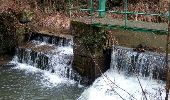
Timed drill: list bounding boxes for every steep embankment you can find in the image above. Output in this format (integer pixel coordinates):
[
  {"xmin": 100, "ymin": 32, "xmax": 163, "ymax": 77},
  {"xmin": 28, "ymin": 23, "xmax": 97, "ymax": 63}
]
[{"xmin": 0, "ymin": 0, "xmax": 70, "ymax": 64}]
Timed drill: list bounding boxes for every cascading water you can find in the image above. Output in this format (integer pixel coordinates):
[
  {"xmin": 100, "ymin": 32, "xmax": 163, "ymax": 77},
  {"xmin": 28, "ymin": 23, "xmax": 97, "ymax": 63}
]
[
  {"xmin": 78, "ymin": 46, "xmax": 167, "ymax": 100},
  {"xmin": 0, "ymin": 33, "xmax": 85, "ymax": 100},
  {"xmin": 12, "ymin": 34, "xmax": 81, "ymax": 82},
  {"xmin": 114, "ymin": 46, "xmax": 166, "ymax": 80},
  {"xmin": 1, "ymin": 32, "xmax": 168, "ymax": 100}
]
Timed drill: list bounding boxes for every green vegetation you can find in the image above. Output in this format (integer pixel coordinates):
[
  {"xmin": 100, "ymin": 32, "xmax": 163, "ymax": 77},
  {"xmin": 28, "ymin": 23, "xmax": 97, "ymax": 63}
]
[
  {"xmin": 80, "ymin": 28, "xmax": 107, "ymax": 50},
  {"xmin": 18, "ymin": 10, "xmax": 34, "ymax": 24}
]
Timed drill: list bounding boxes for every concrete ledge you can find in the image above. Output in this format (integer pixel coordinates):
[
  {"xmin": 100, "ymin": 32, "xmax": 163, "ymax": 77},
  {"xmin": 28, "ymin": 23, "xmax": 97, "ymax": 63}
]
[{"xmin": 71, "ymin": 21, "xmax": 112, "ymax": 85}]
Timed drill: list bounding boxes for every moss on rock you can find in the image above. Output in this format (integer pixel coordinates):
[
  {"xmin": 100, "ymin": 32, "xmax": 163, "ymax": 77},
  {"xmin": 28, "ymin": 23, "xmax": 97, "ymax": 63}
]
[
  {"xmin": 18, "ymin": 10, "xmax": 34, "ymax": 24},
  {"xmin": 0, "ymin": 11, "xmax": 17, "ymax": 55},
  {"xmin": 71, "ymin": 21, "xmax": 112, "ymax": 85},
  {"xmin": 0, "ymin": 10, "xmax": 29, "ymax": 55}
]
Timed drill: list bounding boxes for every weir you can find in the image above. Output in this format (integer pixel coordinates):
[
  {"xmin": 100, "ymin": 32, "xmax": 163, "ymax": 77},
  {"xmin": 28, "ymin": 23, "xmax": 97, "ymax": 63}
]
[
  {"xmin": 0, "ymin": 0, "xmax": 169, "ymax": 99},
  {"xmin": 13, "ymin": 32, "xmax": 81, "ymax": 81},
  {"xmin": 7, "ymin": 31, "xmax": 168, "ymax": 99},
  {"xmin": 6, "ymin": 20, "xmax": 167, "ymax": 86},
  {"xmin": 70, "ymin": 20, "xmax": 169, "ymax": 85},
  {"xmin": 113, "ymin": 46, "xmax": 166, "ymax": 80},
  {"xmin": 15, "ymin": 32, "xmax": 167, "ymax": 84},
  {"xmin": 29, "ymin": 32, "xmax": 73, "ymax": 47},
  {"xmin": 1, "ymin": 22, "xmax": 168, "ymax": 100},
  {"xmin": 78, "ymin": 47, "xmax": 166, "ymax": 100}
]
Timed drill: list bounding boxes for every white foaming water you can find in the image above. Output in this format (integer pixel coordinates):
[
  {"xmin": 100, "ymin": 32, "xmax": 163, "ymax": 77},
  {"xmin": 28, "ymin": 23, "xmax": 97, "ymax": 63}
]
[
  {"xmin": 10, "ymin": 39, "xmax": 78, "ymax": 87},
  {"xmin": 12, "ymin": 63, "xmax": 76, "ymax": 87},
  {"xmin": 78, "ymin": 69, "xmax": 165, "ymax": 100},
  {"xmin": 78, "ymin": 50, "xmax": 167, "ymax": 100}
]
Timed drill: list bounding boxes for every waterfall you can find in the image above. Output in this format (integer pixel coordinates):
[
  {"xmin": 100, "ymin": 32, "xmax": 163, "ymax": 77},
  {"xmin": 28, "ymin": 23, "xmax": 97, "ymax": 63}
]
[
  {"xmin": 11, "ymin": 33, "xmax": 81, "ymax": 83},
  {"xmin": 113, "ymin": 46, "xmax": 166, "ymax": 80},
  {"xmin": 78, "ymin": 46, "xmax": 167, "ymax": 100}
]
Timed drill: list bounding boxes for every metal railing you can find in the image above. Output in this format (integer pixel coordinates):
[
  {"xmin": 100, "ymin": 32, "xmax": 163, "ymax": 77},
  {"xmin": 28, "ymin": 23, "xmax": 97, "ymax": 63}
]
[{"xmin": 68, "ymin": 0, "xmax": 170, "ymax": 35}]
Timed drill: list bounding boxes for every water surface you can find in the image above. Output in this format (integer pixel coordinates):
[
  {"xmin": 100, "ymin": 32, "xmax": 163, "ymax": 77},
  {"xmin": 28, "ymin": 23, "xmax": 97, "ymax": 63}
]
[{"xmin": 0, "ymin": 64, "xmax": 84, "ymax": 100}]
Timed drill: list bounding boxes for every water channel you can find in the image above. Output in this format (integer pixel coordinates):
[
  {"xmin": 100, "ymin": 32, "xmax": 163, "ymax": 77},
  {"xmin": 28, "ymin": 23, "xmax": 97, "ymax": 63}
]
[{"xmin": 0, "ymin": 34, "xmax": 168, "ymax": 100}]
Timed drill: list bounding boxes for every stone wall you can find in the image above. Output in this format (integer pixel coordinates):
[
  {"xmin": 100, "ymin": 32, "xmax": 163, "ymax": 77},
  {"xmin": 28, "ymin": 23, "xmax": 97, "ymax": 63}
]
[
  {"xmin": 0, "ymin": 12, "xmax": 17, "ymax": 55},
  {"xmin": 0, "ymin": 11, "xmax": 28, "ymax": 56},
  {"xmin": 71, "ymin": 21, "xmax": 112, "ymax": 85},
  {"xmin": 70, "ymin": 20, "xmax": 168, "ymax": 85},
  {"xmin": 110, "ymin": 29, "xmax": 167, "ymax": 53}
]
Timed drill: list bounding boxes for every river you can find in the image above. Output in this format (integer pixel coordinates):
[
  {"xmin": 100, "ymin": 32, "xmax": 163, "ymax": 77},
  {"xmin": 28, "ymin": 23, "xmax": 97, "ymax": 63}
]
[
  {"xmin": 0, "ymin": 34, "xmax": 168, "ymax": 100},
  {"xmin": 0, "ymin": 64, "xmax": 84, "ymax": 100}
]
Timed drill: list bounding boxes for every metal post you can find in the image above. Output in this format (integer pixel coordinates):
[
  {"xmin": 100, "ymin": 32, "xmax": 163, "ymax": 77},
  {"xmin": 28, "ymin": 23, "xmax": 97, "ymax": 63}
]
[
  {"xmin": 89, "ymin": 0, "xmax": 94, "ymax": 15},
  {"xmin": 89, "ymin": 0, "xmax": 94, "ymax": 24},
  {"xmin": 69, "ymin": 0, "xmax": 72, "ymax": 18},
  {"xmin": 165, "ymin": 2, "xmax": 170, "ymax": 100},
  {"xmin": 99, "ymin": 0, "xmax": 106, "ymax": 17},
  {"xmin": 124, "ymin": 0, "xmax": 128, "ymax": 28}
]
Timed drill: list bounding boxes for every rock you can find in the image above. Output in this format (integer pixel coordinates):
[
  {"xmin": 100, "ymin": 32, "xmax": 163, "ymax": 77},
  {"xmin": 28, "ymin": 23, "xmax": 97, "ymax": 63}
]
[
  {"xmin": 133, "ymin": 43, "xmax": 157, "ymax": 53},
  {"xmin": 0, "ymin": 11, "xmax": 17, "ymax": 55},
  {"xmin": 133, "ymin": 44, "xmax": 146, "ymax": 53},
  {"xmin": 18, "ymin": 10, "xmax": 33, "ymax": 24}
]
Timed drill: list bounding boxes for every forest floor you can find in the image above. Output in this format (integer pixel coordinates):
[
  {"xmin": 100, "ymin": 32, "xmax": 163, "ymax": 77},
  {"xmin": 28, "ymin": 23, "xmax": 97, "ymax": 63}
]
[{"xmin": 0, "ymin": 0, "xmax": 169, "ymax": 35}]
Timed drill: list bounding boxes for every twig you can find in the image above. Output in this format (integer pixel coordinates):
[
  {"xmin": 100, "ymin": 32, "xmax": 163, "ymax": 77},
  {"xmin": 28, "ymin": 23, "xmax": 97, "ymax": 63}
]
[
  {"xmin": 130, "ymin": 53, "xmax": 148, "ymax": 100},
  {"xmin": 84, "ymin": 43, "xmax": 133, "ymax": 100},
  {"xmin": 136, "ymin": 75, "xmax": 148, "ymax": 100},
  {"xmin": 165, "ymin": 3, "xmax": 170, "ymax": 100}
]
